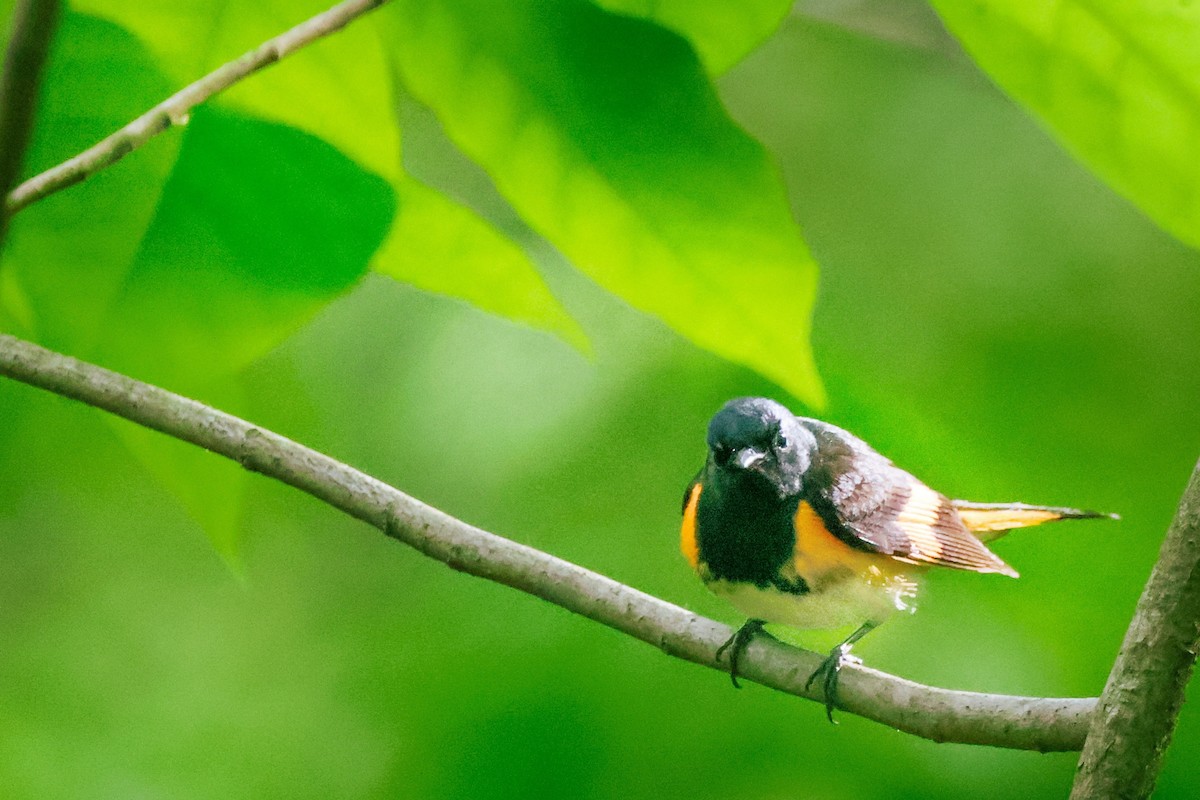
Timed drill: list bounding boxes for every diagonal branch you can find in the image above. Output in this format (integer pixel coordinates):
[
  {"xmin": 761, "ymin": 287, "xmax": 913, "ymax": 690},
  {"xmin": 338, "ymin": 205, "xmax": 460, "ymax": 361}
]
[
  {"xmin": 0, "ymin": 333, "xmax": 1095, "ymax": 751},
  {"xmin": 0, "ymin": 0, "xmax": 62, "ymax": 243},
  {"xmin": 2, "ymin": 0, "xmax": 388, "ymax": 216},
  {"xmin": 1071, "ymin": 460, "xmax": 1200, "ymax": 798}
]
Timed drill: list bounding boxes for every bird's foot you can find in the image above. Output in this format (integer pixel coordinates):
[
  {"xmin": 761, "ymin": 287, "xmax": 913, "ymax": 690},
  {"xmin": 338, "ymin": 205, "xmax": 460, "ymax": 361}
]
[
  {"xmin": 804, "ymin": 644, "xmax": 861, "ymax": 723},
  {"xmin": 715, "ymin": 619, "xmax": 767, "ymax": 689}
]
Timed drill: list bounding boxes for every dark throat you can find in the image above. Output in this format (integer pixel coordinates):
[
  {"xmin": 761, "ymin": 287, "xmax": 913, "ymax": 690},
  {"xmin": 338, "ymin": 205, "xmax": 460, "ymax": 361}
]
[{"xmin": 695, "ymin": 472, "xmax": 805, "ymax": 593}]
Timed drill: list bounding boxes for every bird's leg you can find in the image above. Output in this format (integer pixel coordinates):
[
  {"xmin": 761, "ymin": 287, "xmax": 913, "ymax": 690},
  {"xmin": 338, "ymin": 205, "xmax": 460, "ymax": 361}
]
[
  {"xmin": 715, "ymin": 618, "xmax": 767, "ymax": 688},
  {"xmin": 804, "ymin": 621, "xmax": 878, "ymax": 723}
]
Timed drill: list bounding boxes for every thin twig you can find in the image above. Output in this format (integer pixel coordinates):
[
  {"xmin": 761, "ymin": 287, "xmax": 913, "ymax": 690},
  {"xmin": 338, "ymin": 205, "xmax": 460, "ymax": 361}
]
[
  {"xmin": 2, "ymin": 0, "xmax": 388, "ymax": 216},
  {"xmin": 1071, "ymin": 461, "xmax": 1200, "ymax": 798},
  {"xmin": 0, "ymin": 333, "xmax": 1095, "ymax": 751},
  {"xmin": 0, "ymin": 0, "xmax": 62, "ymax": 242}
]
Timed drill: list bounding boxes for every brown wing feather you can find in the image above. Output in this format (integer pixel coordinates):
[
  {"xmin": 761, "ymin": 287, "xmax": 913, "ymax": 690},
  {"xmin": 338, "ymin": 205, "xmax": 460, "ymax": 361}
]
[
  {"xmin": 800, "ymin": 418, "xmax": 1018, "ymax": 577},
  {"xmin": 884, "ymin": 481, "xmax": 1019, "ymax": 576}
]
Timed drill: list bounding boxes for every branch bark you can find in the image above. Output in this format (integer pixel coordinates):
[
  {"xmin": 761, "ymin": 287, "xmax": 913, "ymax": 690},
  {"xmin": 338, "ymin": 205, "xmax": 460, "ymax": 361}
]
[
  {"xmin": 0, "ymin": 0, "xmax": 61, "ymax": 242},
  {"xmin": 0, "ymin": 333, "xmax": 1095, "ymax": 751},
  {"xmin": 1071, "ymin": 461, "xmax": 1200, "ymax": 798},
  {"xmin": 3, "ymin": 0, "xmax": 388, "ymax": 216}
]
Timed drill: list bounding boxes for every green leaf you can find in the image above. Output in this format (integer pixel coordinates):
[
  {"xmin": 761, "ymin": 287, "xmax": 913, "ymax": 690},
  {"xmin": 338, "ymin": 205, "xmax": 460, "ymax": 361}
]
[
  {"xmin": 74, "ymin": 0, "xmax": 583, "ymax": 346},
  {"xmin": 0, "ymin": 266, "xmax": 35, "ymax": 338},
  {"xmin": 590, "ymin": 0, "xmax": 791, "ymax": 73},
  {"xmin": 89, "ymin": 107, "xmax": 394, "ymax": 559},
  {"xmin": 90, "ymin": 0, "xmax": 404, "ymax": 181},
  {"xmin": 95, "ymin": 107, "xmax": 395, "ymax": 381},
  {"xmin": 377, "ymin": 179, "xmax": 588, "ymax": 350},
  {"xmin": 381, "ymin": 0, "xmax": 824, "ymax": 407},
  {"xmin": 75, "ymin": 0, "xmax": 400, "ymax": 177},
  {"xmin": 930, "ymin": 0, "xmax": 1200, "ymax": 251},
  {"xmin": 1, "ymin": 13, "xmax": 179, "ymax": 349},
  {"xmin": 0, "ymin": 1, "xmax": 14, "ymax": 47},
  {"xmin": 4, "ymin": 13, "xmax": 396, "ymax": 557},
  {"xmin": 107, "ymin": 380, "xmax": 250, "ymax": 566}
]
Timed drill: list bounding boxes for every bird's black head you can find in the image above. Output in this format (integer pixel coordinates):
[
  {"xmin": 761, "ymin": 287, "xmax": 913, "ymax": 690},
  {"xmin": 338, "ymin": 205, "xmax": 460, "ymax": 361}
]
[{"xmin": 706, "ymin": 397, "xmax": 815, "ymax": 498}]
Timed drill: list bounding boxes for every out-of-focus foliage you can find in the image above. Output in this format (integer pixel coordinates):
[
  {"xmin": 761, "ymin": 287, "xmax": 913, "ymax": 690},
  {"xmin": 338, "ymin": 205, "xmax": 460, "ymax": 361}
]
[
  {"xmin": 72, "ymin": 0, "xmax": 585, "ymax": 347},
  {"xmin": 1, "ymin": 14, "xmax": 393, "ymax": 559},
  {"xmin": 373, "ymin": 178, "xmax": 589, "ymax": 353},
  {"xmin": 2, "ymin": 1, "xmax": 1200, "ymax": 798},
  {"xmin": 95, "ymin": 107, "xmax": 394, "ymax": 560},
  {"xmin": 2, "ymin": 0, "xmax": 823, "ymax": 552},
  {"xmin": 2, "ymin": 14, "xmax": 178, "ymax": 350},
  {"xmin": 931, "ymin": 0, "xmax": 1200, "ymax": 251},
  {"xmin": 381, "ymin": 0, "xmax": 823, "ymax": 407},
  {"xmin": 592, "ymin": 0, "xmax": 792, "ymax": 72}
]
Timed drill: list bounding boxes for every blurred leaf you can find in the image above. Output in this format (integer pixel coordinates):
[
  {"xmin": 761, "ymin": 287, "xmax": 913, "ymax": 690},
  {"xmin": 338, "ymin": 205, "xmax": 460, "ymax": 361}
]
[
  {"xmin": 96, "ymin": 107, "xmax": 395, "ymax": 380},
  {"xmin": 89, "ymin": 107, "xmax": 394, "ymax": 558},
  {"xmin": 75, "ymin": 0, "xmax": 582, "ymax": 346},
  {"xmin": 591, "ymin": 0, "xmax": 791, "ymax": 73},
  {"xmin": 0, "ymin": 267, "xmax": 34, "ymax": 338},
  {"xmin": 3, "ymin": 12, "xmax": 395, "ymax": 557},
  {"xmin": 1, "ymin": 13, "xmax": 179, "ymax": 349},
  {"xmin": 0, "ymin": 11, "xmax": 185, "ymax": 537},
  {"xmin": 76, "ymin": 0, "xmax": 402, "ymax": 180},
  {"xmin": 0, "ymin": 1, "xmax": 13, "ymax": 48},
  {"xmin": 107, "ymin": 381, "xmax": 250, "ymax": 566},
  {"xmin": 931, "ymin": 0, "xmax": 1200, "ymax": 251},
  {"xmin": 377, "ymin": 180, "xmax": 588, "ymax": 350},
  {"xmin": 0, "ymin": 1, "xmax": 16, "ymax": 81},
  {"xmin": 381, "ymin": 0, "xmax": 824, "ymax": 407}
]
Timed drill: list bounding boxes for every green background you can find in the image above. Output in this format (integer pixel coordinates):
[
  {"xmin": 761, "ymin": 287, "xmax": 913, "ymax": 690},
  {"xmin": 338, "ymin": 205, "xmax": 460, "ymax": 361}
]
[{"xmin": 3, "ymin": 5, "xmax": 1200, "ymax": 799}]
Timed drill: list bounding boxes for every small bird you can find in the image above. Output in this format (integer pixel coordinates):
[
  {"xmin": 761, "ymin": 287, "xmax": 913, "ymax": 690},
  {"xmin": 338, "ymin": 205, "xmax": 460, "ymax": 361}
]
[{"xmin": 681, "ymin": 397, "xmax": 1115, "ymax": 720}]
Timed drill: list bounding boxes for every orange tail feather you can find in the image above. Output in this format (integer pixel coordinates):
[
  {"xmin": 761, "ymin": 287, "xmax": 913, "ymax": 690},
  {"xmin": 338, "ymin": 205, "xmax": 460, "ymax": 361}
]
[{"xmin": 952, "ymin": 501, "xmax": 1118, "ymax": 541}]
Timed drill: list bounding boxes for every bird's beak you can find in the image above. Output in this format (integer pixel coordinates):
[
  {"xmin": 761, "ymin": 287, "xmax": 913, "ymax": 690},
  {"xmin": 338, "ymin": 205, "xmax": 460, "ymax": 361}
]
[{"xmin": 732, "ymin": 447, "xmax": 767, "ymax": 471}]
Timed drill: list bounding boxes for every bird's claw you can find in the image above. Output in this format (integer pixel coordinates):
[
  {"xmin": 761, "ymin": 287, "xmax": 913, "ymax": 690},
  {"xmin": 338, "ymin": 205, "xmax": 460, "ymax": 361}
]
[
  {"xmin": 805, "ymin": 645, "xmax": 860, "ymax": 723},
  {"xmin": 716, "ymin": 619, "xmax": 766, "ymax": 688}
]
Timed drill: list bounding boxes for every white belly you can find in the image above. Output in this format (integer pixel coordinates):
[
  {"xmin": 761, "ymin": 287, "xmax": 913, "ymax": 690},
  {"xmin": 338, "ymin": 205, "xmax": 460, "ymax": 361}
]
[{"xmin": 707, "ymin": 572, "xmax": 918, "ymax": 630}]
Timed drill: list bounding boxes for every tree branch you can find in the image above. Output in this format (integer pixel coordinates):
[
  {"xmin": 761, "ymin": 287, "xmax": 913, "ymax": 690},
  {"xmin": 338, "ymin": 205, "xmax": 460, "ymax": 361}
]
[
  {"xmin": 0, "ymin": 0, "xmax": 61, "ymax": 242},
  {"xmin": 1071, "ymin": 460, "xmax": 1200, "ymax": 797},
  {"xmin": 0, "ymin": 333, "xmax": 1095, "ymax": 751},
  {"xmin": 2, "ymin": 0, "xmax": 388, "ymax": 216}
]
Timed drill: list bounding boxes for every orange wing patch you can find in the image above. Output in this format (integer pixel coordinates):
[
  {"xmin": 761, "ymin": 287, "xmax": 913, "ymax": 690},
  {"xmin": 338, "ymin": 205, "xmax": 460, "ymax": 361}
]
[
  {"xmin": 792, "ymin": 501, "xmax": 893, "ymax": 584},
  {"xmin": 680, "ymin": 483, "xmax": 702, "ymax": 570}
]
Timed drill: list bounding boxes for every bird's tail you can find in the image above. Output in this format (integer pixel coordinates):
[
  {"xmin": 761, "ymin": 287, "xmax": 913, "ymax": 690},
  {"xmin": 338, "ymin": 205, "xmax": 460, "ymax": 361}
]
[{"xmin": 952, "ymin": 501, "xmax": 1119, "ymax": 542}]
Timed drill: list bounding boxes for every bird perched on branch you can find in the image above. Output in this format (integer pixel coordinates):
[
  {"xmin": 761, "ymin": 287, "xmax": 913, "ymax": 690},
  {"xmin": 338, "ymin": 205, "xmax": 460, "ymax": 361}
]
[{"xmin": 681, "ymin": 397, "xmax": 1115, "ymax": 720}]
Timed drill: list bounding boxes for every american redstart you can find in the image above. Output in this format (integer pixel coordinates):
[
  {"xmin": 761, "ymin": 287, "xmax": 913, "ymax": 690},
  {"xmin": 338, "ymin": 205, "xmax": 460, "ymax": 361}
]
[{"xmin": 681, "ymin": 397, "xmax": 1115, "ymax": 720}]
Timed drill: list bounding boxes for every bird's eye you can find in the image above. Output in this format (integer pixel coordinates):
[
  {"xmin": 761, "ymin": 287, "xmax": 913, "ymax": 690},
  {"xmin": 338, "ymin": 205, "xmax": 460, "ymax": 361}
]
[
  {"xmin": 713, "ymin": 445, "xmax": 732, "ymax": 466},
  {"xmin": 774, "ymin": 431, "xmax": 789, "ymax": 449}
]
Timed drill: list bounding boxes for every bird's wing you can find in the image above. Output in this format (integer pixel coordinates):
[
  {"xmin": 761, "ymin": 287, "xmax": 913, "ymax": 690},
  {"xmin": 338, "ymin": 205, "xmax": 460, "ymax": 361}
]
[{"xmin": 800, "ymin": 419, "xmax": 1018, "ymax": 577}]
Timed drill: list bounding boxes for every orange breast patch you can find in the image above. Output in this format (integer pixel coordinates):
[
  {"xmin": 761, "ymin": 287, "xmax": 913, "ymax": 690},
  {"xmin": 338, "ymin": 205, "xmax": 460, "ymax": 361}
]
[{"xmin": 680, "ymin": 483, "xmax": 702, "ymax": 570}]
